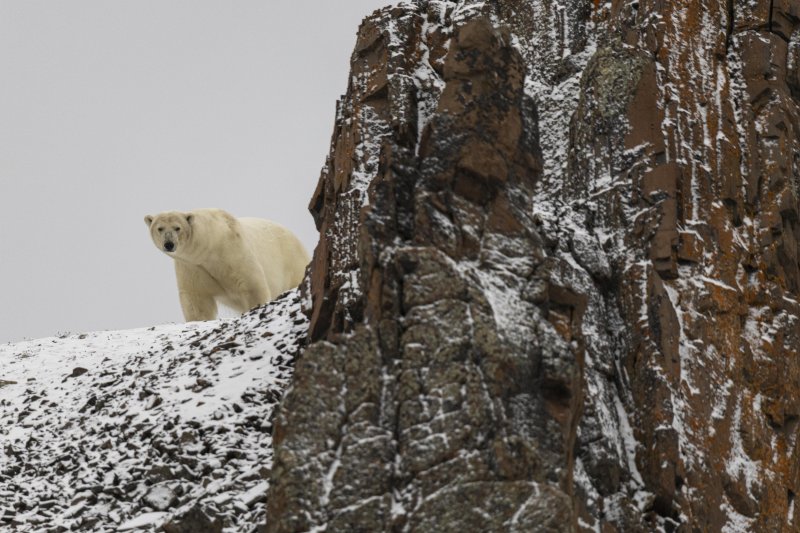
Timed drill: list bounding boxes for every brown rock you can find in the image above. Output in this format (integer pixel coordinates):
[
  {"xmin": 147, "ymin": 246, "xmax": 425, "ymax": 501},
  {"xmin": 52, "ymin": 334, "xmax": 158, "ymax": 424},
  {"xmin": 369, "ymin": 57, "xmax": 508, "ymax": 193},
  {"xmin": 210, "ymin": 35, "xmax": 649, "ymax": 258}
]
[{"xmin": 268, "ymin": 1, "xmax": 800, "ymax": 532}]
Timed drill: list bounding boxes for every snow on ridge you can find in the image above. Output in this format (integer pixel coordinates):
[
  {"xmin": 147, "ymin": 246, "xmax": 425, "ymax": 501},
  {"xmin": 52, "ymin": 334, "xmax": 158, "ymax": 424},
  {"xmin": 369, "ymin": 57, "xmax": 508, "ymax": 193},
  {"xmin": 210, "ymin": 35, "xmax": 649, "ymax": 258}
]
[{"xmin": 0, "ymin": 289, "xmax": 307, "ymax": 532}]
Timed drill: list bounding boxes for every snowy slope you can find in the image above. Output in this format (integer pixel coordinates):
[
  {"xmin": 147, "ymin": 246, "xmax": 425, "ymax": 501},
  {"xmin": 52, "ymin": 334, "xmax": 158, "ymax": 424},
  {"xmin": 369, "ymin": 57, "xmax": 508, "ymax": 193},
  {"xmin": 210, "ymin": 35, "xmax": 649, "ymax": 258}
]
[{"xmin": 0, "ymin": 289, "xmax": 306, "ymax": 532}]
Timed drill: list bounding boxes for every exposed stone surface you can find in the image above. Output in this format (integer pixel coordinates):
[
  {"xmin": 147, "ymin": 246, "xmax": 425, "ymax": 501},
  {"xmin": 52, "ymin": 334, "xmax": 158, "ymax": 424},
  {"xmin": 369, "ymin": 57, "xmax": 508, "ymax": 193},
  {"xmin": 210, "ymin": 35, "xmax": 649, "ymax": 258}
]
[
  {"xmin": 0, "ymin": 290, "xmax": 306, "ymax": 532},
  {"xmin": 269, "ymin": 1, "xmax": 800, "ymax": 532},
  {"xmin": 162, "ymin": 504, "xmax": 224, "ymax": 533}
]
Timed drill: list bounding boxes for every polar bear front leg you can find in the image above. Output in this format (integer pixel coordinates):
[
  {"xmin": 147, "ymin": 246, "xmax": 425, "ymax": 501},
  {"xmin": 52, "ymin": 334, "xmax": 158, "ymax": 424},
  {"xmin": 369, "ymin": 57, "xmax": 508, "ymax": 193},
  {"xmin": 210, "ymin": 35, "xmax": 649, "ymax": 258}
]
[
  {"xmin": 219, "ymin": 259, "xmax": 272, "ymax": 313},
  {"xmin": 179, "ymin": 290, "xmax": 218, "ymax": 321},
  {"xmin": 175, "ymin": 261, "xmax": 221, "ymax": 321},
  {"xmin": 234, "ymin": 279, "xmax": 271, "ymax": 314}
]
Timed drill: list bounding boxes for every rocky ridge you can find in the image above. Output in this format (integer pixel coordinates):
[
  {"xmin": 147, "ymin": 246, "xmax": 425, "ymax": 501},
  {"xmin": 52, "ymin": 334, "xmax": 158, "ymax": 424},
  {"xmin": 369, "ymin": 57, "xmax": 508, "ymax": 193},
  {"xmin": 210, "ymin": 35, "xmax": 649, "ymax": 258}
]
[
  {"xmin": 268, "ymin": 1, "xmax": 800, "ymax": 532},
  {"xmin": 0, "ymin": 290, "xmax": 306, "ymax": 532}
]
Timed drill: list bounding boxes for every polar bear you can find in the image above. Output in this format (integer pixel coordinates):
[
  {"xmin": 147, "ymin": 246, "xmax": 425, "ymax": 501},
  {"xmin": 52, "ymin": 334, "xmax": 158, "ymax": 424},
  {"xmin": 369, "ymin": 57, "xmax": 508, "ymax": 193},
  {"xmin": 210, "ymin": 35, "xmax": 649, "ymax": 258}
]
[{"xmin": 144, "ymin": 208, "xmax": 309, "ymax": 321}]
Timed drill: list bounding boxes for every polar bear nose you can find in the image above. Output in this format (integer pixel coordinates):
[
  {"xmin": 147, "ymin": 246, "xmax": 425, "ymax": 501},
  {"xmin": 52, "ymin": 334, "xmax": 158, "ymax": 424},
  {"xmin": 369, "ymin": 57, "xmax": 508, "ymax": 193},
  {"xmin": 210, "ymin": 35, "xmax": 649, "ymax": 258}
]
[{"xmin": 164, "ymin": 241, "xmax": 175, "ymax": 252}]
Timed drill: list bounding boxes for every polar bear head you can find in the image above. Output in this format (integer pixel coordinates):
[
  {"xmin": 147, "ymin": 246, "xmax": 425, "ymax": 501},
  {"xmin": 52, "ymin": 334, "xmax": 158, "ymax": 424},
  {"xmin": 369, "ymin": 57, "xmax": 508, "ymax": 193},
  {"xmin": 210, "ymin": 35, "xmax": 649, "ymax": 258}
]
[{"xmin": 144, "ymin": 211, "xmax": 194, "ymax": 256}]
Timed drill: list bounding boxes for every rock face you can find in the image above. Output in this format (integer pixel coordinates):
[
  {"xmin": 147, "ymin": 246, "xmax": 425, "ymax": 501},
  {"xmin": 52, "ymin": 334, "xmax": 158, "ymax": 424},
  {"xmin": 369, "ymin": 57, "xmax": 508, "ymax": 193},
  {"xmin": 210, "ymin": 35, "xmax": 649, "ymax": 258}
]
[{"xmin": 269, "ymin": 1, "xmax": 800, "ymax": 532}]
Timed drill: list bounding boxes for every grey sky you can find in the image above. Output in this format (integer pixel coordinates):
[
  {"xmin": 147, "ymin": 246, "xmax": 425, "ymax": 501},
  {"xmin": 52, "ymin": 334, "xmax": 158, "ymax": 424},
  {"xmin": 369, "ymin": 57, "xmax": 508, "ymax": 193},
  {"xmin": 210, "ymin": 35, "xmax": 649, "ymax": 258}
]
[{"xmin": 0, "ymin": 1, "xmax": 389, "ymax": 343}]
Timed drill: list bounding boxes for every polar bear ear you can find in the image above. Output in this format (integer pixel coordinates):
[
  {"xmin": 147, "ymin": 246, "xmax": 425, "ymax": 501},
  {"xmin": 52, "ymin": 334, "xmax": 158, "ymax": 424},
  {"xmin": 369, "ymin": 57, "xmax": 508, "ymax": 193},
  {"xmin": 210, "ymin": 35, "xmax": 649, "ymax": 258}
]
[
  {"xmin": 185, "ymin": 214, "xmax": 194, "ymax": 225},
  {"xmin": 144, "ymin": 215, "xmax": 153, "ymax": 227}
]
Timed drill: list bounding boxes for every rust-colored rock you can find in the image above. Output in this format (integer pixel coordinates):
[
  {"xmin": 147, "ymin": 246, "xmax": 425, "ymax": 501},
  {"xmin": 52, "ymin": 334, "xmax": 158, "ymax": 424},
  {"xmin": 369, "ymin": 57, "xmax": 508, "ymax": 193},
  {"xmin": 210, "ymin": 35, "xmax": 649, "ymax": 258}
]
[{"xmin": 269, "ymin": 1, "xmax": 800, "ymax": 532}]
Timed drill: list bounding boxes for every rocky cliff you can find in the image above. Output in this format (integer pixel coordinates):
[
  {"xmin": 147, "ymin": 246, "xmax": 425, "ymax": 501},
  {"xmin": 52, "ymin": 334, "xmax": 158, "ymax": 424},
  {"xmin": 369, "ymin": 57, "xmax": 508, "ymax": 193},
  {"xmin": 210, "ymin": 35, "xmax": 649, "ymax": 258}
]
[{"xmin": 268, "ymin": 0, "xmax": 800, "ymax": 532}]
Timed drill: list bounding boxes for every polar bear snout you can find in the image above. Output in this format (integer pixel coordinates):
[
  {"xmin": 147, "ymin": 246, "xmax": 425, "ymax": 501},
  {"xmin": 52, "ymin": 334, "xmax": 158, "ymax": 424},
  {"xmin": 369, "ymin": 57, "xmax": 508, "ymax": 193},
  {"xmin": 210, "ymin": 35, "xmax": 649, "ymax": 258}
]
[{"xmin": 146, "ymin": 212, "xmax": 191, "ymax": 256}]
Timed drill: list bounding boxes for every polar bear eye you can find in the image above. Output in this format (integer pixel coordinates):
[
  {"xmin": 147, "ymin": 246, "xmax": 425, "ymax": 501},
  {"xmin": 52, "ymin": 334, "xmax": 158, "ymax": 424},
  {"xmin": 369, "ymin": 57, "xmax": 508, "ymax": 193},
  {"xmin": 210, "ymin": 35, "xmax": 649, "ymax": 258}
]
[
  {"xmin": 157, "ymin": 227, "xmax": 164, "ymax": 232},
  {"xmin": 174, "ymin": 227, "xmax": 180, "ymax": 232}
]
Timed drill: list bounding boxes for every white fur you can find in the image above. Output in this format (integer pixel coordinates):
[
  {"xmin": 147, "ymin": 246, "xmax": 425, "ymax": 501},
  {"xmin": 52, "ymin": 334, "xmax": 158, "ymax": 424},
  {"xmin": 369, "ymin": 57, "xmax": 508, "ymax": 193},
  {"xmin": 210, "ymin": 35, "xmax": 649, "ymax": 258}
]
[{"xmin": 145, "ymin": 208, "xmax": 309, "ymax": 321}]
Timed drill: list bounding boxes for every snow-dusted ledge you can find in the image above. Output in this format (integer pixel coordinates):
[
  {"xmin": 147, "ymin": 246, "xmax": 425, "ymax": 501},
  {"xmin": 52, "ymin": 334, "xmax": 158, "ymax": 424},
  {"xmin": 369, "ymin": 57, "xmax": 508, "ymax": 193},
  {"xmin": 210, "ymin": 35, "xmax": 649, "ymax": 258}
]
[{"xmin": 0, "ymin": 289, "xmax": 306, "ymax": 532}]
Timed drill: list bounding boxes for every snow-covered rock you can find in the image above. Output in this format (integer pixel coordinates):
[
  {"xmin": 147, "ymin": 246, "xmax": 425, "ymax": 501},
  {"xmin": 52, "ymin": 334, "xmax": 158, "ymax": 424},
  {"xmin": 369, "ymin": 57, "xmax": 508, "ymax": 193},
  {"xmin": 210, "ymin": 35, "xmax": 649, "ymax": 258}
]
[
  {"xmin": 268, "ymin": 1, "xmax": 800, "ymax": 532},
  {"xmin": 0, "ymin": 289, "xmax": 306, "ymax": 532}
]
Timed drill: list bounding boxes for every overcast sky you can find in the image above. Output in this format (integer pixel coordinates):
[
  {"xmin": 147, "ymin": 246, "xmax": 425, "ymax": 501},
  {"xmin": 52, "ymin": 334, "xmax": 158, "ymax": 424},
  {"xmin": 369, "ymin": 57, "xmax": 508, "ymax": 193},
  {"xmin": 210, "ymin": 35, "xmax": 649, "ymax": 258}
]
[{"xmin": 0, "ymin": 1, "xmax": 389, "ymax": 343}]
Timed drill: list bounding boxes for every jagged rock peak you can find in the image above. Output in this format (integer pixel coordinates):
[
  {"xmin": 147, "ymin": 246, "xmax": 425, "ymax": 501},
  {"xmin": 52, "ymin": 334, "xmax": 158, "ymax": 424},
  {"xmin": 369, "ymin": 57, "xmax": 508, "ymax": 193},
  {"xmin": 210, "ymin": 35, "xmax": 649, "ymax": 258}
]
[{"xmin": 274, "ymin": 1, "xmax": 800, "ymax": 532}]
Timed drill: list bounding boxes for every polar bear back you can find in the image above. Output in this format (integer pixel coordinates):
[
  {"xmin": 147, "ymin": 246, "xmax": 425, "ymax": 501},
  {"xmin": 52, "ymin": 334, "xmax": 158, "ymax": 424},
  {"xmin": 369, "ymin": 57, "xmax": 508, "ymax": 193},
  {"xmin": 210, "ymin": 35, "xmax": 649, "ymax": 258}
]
[{"xmin": 238, "ymin": 217, "xmax": 310, "ymax": 297}]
